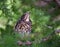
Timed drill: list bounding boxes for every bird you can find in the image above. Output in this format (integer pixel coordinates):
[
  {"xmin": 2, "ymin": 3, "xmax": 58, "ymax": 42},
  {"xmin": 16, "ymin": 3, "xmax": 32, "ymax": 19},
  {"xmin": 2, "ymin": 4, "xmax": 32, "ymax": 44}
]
[
  {"xmin": 14, "ymin": 12, "xmax": 32, "ymax": 40},
  {"xmin": 14, "ymin": 12, "xmax": 32, "ymax": 45}
]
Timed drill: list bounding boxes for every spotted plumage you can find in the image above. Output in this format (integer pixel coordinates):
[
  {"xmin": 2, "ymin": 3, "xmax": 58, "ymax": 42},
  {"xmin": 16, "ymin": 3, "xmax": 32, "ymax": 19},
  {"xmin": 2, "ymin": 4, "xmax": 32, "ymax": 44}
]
[{"xmin": 14, "ymin": 12, "xmax": 32, "ymax": 35}]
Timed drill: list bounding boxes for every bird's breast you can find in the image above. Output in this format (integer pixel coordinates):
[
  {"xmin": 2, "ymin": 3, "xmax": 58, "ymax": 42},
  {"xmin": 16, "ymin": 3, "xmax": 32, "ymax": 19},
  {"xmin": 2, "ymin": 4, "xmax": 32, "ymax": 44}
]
[{"xmin": 15, "ymin": 21, "xmax": 31, "ymax": 33}]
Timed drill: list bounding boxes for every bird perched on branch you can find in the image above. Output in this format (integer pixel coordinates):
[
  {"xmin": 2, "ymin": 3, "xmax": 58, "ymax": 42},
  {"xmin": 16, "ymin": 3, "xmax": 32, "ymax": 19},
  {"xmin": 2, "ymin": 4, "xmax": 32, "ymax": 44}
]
[{"xmin": 14, "ymin": 12, "xmax": 32, "ymax": 37}]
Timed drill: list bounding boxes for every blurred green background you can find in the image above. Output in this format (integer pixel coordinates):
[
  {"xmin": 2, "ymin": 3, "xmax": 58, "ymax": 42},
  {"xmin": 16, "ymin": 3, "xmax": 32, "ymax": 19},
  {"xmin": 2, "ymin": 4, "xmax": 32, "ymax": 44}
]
[{"xmin": 0, "ymin": 0, "xmax": 60, "ymax": 47}]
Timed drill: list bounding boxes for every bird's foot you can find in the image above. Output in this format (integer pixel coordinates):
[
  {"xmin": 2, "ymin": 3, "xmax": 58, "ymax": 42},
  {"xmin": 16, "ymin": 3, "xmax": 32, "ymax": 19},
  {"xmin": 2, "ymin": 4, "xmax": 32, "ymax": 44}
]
[
  {"xmin": 17, "ymin": 40, "xmax": 32, "ymax": 45},
  {"xmin": 25, "ymin": 41, "xmax": 32, "ymax": 45},
  {"xmin": 17, "ymin": 41, "xmax": 23, "ymax": 45}
]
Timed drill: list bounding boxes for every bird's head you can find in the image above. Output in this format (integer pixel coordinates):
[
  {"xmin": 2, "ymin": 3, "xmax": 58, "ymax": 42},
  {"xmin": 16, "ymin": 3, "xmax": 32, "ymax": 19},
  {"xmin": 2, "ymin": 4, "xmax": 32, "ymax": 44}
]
[{"xmin": 21, "ymin": 12, "xmax": 30, "ymax": 22}]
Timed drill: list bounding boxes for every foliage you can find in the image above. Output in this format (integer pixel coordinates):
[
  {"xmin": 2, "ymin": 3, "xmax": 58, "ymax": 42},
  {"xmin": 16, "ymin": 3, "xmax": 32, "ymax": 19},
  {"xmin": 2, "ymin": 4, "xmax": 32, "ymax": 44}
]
[{"xmin": 0, "ymin": 0, "xmax": 60, "ymax": 47}]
